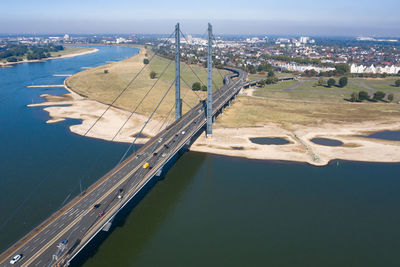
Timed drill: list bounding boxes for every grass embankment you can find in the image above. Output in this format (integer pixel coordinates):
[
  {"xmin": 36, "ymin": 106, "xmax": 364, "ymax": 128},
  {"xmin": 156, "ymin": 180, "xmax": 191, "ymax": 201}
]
[
  {"xmin": 66, "ymin": 47, "xmax": 227, "ymax": 119},
  {"xmin": 217, "ymin": 95, "xmax": 400, "ymax": 129},
  {"xmin": 252, "ymin": 77, "xmax": 400, "ymax": 103},
  {"xmin": 216, "ymin": 76, "xmax": 400, "ymax": 129}
]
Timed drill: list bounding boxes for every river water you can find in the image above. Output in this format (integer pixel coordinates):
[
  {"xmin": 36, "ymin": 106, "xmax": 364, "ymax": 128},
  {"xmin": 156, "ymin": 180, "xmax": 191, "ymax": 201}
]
[{"xmin": 1, "ymin": 46, "xmax": 400, "ymax": 267}]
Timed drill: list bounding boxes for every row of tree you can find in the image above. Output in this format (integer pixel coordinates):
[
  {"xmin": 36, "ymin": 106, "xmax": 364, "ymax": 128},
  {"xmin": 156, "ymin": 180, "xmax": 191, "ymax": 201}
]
[
  {"xmin": 0, "ymin": 44, "xmax": 64, "ymax": 62},
  {"xmin": 192, "ymin": 82, "xmax": 207, "ymax": 91},
  {"xmin": 350, "ymin": 91, "xmax": 394, "ymax": 102},
  {"xmin": 318, "ymin": 77, "xmax": 348, "ymax": 87}
]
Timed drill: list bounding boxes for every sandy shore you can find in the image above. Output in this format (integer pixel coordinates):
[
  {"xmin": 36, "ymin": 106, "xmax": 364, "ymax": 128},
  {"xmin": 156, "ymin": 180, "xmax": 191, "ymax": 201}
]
[
  {"xmin": 28, "ymin": 82, "xmax": 163, "ymax": 144},
  {"xmin": 191, "ymin": 122, "xmax": 400, "ymax": 166},
  {"xmin": 0, "ymin": 48, "xmax": 98, "ymax": 67}
]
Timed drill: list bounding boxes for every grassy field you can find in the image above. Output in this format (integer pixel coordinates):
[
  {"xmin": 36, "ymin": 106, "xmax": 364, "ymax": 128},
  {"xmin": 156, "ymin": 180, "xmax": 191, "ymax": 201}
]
[
  {"xmin": 216, "ymin": 95, "xmax": 400, "ymax": 129},
  {"xmin": 214, "ymin": 75, "xmax": 400, "ymax": 128},
  {"xmin": 247, "ymin": 72, "xmax": 295, "ymax": 81},
  {"xmin": 66, "ymin": 47, "xmax": 228, "ymax": 120},
  {"xmin": 252, "ymin": 77, "xmax": 400, "ymax": 103}
]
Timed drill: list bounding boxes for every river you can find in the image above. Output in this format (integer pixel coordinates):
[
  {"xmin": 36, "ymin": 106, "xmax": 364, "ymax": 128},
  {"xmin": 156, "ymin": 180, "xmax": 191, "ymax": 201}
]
[{"xmin": 1, "ymin": 46, "xmax": 400, "ymax": 267}]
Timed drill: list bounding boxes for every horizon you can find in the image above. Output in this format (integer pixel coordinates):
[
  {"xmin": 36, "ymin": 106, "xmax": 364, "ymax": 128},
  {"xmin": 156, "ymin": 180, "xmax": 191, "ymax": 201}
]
[{"xmin": 1, "ymin": 0, "xmax": 400, "ymax": 37}]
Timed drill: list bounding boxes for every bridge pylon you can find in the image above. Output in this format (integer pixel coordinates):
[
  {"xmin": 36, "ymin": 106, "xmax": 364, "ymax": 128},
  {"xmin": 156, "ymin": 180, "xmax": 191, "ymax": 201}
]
[
  {"xmin": 175, "ymin": 23, "xmax": 182, "ymax": 120},
  {"xmin": 206, "ymin": 23, "xmax": 213, "ymax": 138}
]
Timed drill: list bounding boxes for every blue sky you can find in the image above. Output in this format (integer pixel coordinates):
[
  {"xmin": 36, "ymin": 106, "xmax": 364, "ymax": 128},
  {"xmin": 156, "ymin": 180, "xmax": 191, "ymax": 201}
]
[{"xmin": 1, "ymin": 0, "xmax": 399, "ymax": 36}]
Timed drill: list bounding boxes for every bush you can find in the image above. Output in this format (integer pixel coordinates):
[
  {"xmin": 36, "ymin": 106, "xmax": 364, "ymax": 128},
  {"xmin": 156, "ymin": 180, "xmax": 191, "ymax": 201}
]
[
  {"xmin": 192, "ymin": 82, "xmax": 201, "ymax": 91},
  {"xmin": 327, "ymin": 78, "xmax": 336, "ymax": 87},
  {"xmin": 6, "ymin": 57, "xmax": 18, "ymax": 62},
  {"xmin": 388, "ymin": 93, "xmax": 394, "ymax": 102},
  {"xmin": 338, "ymin": 77, "xmax": 348, "ymax": 87},
  {"xmin": 150, "ymin": 71, "xmax": 156, "ymax": 79},
  {"xmin": 358, "ymin": 91, "xmax": 369, "ymax": 101},
  {"xmin": 350, "ymin": 92, "xmax": 358, "ymax": 102},
  {"xmin": 143, "ymin": 58, "xmax": 149, "ymax": 64},
  {"xmin": 395, "ymin": 79, "xmax": 400, "ymax": 87},
  {"xmin": 373, "ymin": 91, "xmax": 386, "ymax": 101},
  {"xmin": 201, "ymin": 85, "xmax": 207, "ymax": 91},
  {"xmin": 104, "ymin": 69, "xmax": 109, "ymax": 74}
]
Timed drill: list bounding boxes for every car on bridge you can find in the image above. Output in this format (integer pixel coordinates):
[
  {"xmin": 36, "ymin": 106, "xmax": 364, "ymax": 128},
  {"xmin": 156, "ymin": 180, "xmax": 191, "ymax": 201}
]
[
  {"xmin": 143, "ymin": 162, "xmax": 150, "ymax": 169},
  {"xmin": 98, "ymin": 211, "xmax": 105, "ymax": 217},
  {"xmin": 10, "ymin": 254, "xmax": 22, "ymax": 264}
]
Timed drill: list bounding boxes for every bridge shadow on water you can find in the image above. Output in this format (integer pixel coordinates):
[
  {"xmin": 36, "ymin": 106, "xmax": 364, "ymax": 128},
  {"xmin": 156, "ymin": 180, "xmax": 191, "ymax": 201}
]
[{"xmin": 70, "ymin": 131, "xmax": 207, "ymax": 266}]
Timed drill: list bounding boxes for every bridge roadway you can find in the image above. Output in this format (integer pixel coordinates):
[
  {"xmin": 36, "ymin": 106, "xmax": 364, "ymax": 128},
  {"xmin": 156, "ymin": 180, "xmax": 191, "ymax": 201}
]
[{"xmin": 0, "ymin": 68, "xmax": 247, "ymax": 267}]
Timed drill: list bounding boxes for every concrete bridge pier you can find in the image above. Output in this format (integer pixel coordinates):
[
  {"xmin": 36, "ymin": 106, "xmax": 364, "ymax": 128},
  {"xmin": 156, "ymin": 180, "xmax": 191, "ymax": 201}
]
[
  {"xmin": 102, "ymin": 215, "xmax": 116, "ymax": 232},
  {"xmin": 155, "ymin": 167, "xmax": 163, "ymax": 177}
]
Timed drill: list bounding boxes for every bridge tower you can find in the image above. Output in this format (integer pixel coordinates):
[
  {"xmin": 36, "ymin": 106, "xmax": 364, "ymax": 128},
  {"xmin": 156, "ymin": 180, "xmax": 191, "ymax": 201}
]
[
  {"xmin": 206, "ymin": 23, "xmax": 213, "ymax": 138},
  {"xmin": 175, "ymin": 23, "xmax": 182, "ymax": 120}
]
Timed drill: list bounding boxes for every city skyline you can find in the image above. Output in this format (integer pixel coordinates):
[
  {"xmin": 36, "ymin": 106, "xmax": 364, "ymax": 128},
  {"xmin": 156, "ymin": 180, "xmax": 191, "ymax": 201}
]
[{"xmin": 1, "ymin": 0, "xmax": 400, "ymax": 36}]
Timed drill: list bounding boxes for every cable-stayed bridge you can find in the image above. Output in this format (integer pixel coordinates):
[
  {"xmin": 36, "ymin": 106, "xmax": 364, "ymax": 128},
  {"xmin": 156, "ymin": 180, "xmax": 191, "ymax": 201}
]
[{"xmin": 0, "ymin": 24, "xmax": 247, "ymax": 267}]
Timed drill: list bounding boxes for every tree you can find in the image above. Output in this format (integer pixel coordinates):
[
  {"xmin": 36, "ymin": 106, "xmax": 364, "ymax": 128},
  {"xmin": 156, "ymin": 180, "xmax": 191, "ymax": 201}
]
[
  {"xmin": 358, "ymin": 91, "xmax": 369, "ymax": 101},
  {"xmin": 150, "ymin": 71, "xmax": 157, "ymax": 79},
  {"xmin": 317, "ymin": 77, "xmax": 325, "ymax": 86},
  {"xmin": 350, "ymin": 92, "xmax": 358, "ymax": 102},
  {"xmin": 395, "ymin": 79, "xmax": 400, "ymax": 87},
  {"xmin": 6, "ymin": 57, "xmax": 18, "ymax": 62},
  {"xmin": 338, "ymin": 77, "xmax": 348, "ymax": 87},
  {"xmin": 327, "ymin": 78, "xmax": 336, "ymax": 87},
  {"xmin": 267, "ymin": 70, "xmax": 275, "ymax": 77},
  {"xmin": 201, "ymin": 85, "xmax": 207, "ymax": 91},
  {"xmin": 143, "ymin": 58, "xmax": 149, "ymax": 64},
  {"xmin": 104, "ymin": 69, "xmax": 109, "ymax": 74},
  {"xmin": 373, "ymin": 91, "xmax": 386, "ymax": 101},
  {"xmin": 335, "ymin": 64, "xmax": 350, "ymax": 75},
  {"xmin": 388, "ymin": 93, "xmax": 394, "ymax": 102},
  {"xmin": 192, "ymin": 82, "xmax": 201, "ymax": 91},
  {"xmin": 258, "ymin": 80, "xmax": 266, "ymax": 88}
]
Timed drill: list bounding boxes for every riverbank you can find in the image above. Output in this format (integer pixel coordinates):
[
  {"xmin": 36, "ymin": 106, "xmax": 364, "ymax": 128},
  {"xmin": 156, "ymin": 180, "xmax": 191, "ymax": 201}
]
[
  {"xmin": 30, "ymin": 46, "xmax": 400, "ymax": 166},
  {"xmin": 0, "ymin": 47, "xmax": 98, "ymax": 67},
  {"xmin": 191, "ymin": 121, "xmax": 400, "ymax": 166},
  {"xmin": 32, "ymin": 82, "xmax": 400, "ymax": 166},
  {"xmin": 28, "ymin": 84, "xmax": 162, "ymax": 144}
]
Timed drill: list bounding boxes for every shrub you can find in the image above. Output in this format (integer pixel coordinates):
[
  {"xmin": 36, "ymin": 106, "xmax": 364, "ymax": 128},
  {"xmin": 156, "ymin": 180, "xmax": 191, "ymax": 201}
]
[
  {"xmin": 192, "ymin": 82, "xmax": 201, "ymax": 91},
  {"xmin": 373, "ymin": 91, "xmax": 386, "ymax": 101},
  {"xmin": 350, "ymin": 92, "xmax": 358, "ymax": 102},
  {"xmin": 327, "ymin": 78, "xmax": 336, "ymax": 87},
  {"xmin": 338, "ymin": 77, "xmax": 348, "ymax": 87},
  {"xmin": 358, "ymin": 91, "xmax": 369, "ymax": 101}
]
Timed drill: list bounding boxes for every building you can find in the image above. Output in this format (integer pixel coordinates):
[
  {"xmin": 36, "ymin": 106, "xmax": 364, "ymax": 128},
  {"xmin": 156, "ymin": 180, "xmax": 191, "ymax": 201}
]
[{"xmin": 300, "ymin": 37, "xmax": 310, "ymax": 44}]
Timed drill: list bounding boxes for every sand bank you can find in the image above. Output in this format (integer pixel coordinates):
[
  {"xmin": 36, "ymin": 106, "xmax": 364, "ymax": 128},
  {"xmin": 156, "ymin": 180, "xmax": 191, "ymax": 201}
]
[
  {"xmin": 29, "ymin": 89, "xmax": 163, "ymax": 144},
  {"xmin": 191, "ymin": 122, "xmax": 400, "ymax": 166}
]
